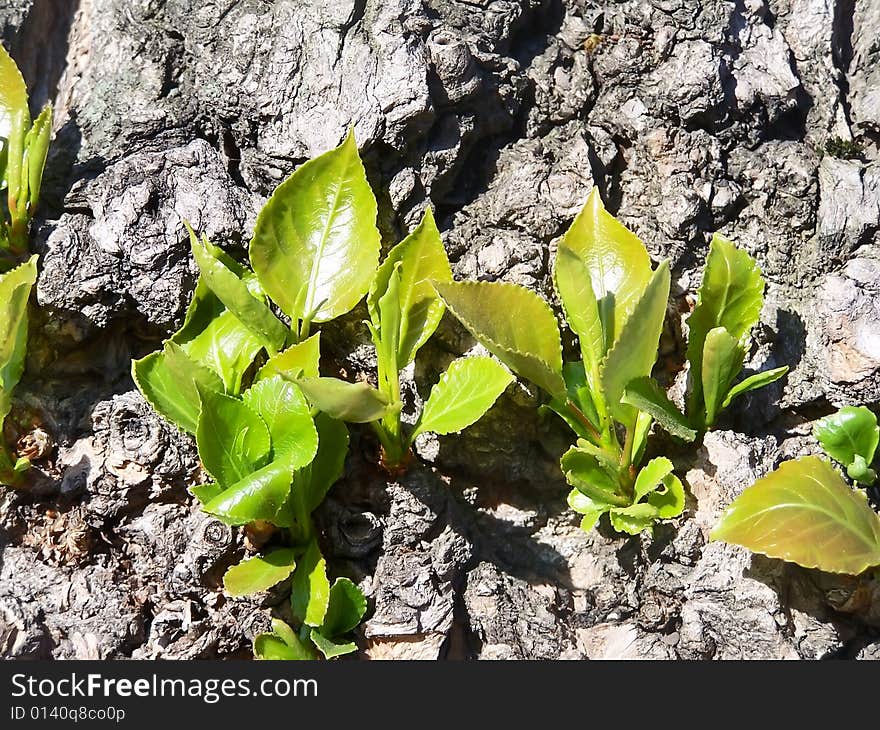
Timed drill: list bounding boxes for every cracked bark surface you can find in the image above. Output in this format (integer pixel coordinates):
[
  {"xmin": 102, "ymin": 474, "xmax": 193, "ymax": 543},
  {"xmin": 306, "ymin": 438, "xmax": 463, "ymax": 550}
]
[{"xmin": 1, "ymin": 0, "xmax": 879, "ymax": 659}]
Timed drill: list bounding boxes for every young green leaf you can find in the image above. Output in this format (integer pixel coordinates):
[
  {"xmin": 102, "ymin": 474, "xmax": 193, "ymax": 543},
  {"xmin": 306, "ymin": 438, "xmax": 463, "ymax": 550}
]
[
  {"xmin": 609, "ymin": 503, "xmax": 660, "ymax": 535},
  {"xmin": 190, "ymin": 482, "xmax": 224, "ymax": 506},
  {"xmin": 567, "ymin": 489, "xmax": 612, "ymax": 532},
  {"xmin": 309, "ymin": 630, "xmax": 357, "ymax": 659},
  {"xmin": 711, "ymin": 456, "xmax": 880, "ymax": 574},
  {"xmin": 254, "ymin": 619, "xmax": 314, "ymax": 660},
  {"xmin": 813, "ymin": 406, "xmax": 879, "ymax": 484},
  {"xmin": 560, "ymin": 446, "xmax": 628, "ymax": 506},
  {"xmin": 544, "ymin": 362, "xmax": 601, "ymax": 442},
  {"xmin": 189, "ymin": 228, "xmax": 288, "ymax": 354},
  {"xmin": 257, "ymin": 333, "xmax": 322, "ymax": 381},
  {"xmin": 242, "ymin": 376, "xmax": 318, "ymax": 469},
  {"xmin": 24, "ymin": 104, "xmax": 51, "ymax": 211},
  {"xmin": 203, "ymin": 459, "xmax": 294, "ymax": 525},
  {"xmin": 196, "ymin": 387, "xmax": 271, "ymax": 488},
  {"xmin": 0, "ymin": 43, "xmax": 28, "ymax": 140},
  {"xmin": 554, "ymin": 188, "xmax": 653, "ymax": 355},
  {"xmin": 294, "ymin": 376, "xmax": 393, "ymax": 423},
  {"xmin": 301, "ymin": 413, "xmax": 349, "ymax": 514},
  {"xmin": 621, "ymin": 376, "xmax": 696, "ymax": 442},
  {"xmin": 687, "ymin": 234, "xmax": 764, "ymax": 412},
  {"xmin": 249, "ymin": 130, "xmax": 381, "ymax": 324},
  {"xmin": 413, "ymin": 356, "xmax": 513, "ymax": 438},
  {"xmin": 223, "ymin": 548, "xmax": 297, "ymax": 596},
  {"xmin": 291, "ymin": 539, "xmax": 330, "ymax": 628},
  {"xmin": 368, "ymin": 207, "xmax": 452, "ymax": 368},
  {"xmin": 722, "ymin": 365, "xmax": 788, "ymax": 409},
  {"xmin": 321, "ymin": 577, "xmax": 367, "ymax": 637},
  {"xmin": 600, "ymin": 261, "xmax": 671, "ymax": 423},
  {"xmin": 0, "ymin": 255, "xmax": 37, "ymax": 423},
  {"xmin": 633, "ymin": 456, "xmax": 674, "ymax": 503},
  {"xmin": 433, "ymin": 280, "xmax": 565, "ymax": 397},
  {"xmin": 701, "ymin": 326, "xmax": 744, "ymax": 427},
  {"xmin": 374, "ymin": 262, "xmax": 402, "ymax": 399},
  {"xmin": 132, "ymin": 341, "xmax": 224, "ymax": 434},
  {"xmin": 647, "ymin": 473, "xmax": 685, "ymax": 518}
]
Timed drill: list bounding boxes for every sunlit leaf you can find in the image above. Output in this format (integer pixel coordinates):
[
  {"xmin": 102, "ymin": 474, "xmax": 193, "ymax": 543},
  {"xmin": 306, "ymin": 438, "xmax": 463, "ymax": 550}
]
[
  {"xmin": 301, "ymin": 413, "xmax": 349, "ymax": 514},
  {"xmin": 560, "ymin": 446, "xmax": 628, "ymax": 506},
  {"xmin": 249, "ymin": 130, "xmax": 380, "ymax": 324},
  {"xmin": 722, "ymin": 366, "xmax": 788, "ymax": 410},
  {"xmin": 242, "ymin": 376, "xmax": 318, "ymax": 469},
  {"xmin": 321, "ymin": 577, "xmax": 367, "ymax": 637},
  {"xmin": 600, "ymin": 261, "xmax": 670, "ymax": 424},
  {"xmin": 0, "ymin": 43, "xmax": 28, "ymax": 140},
  {"xmin": 633, "ymin": 456, "xmax": 674, "ymax": 503},
  {"xmin": 622, "ymin": 376, "xmax": 695, "ymax": 441},
  {"xmin": 701, "ymin": 326, "xmax": 744, "ymax": 427},
  {"xmin": 291, "ymin": 539, "xmax": 330, "ymax": 627},
  {"xmin": 24, "ymin": 104, "xmax": 51, "ymax": 211},
  {"xmin": 813, "ymin": 406, "xmax": 878, "ymax": 484},
  {"xmin": 413, "ymin": 356, "xmax": 512, "ymax": 438},
  {"xmin": 434, "ymin": 280, "xmax": 565, "ymax": 396},
  {"xmin": 0, "ymin": 255, "xmax": 37, "ymax": 424},
  {"xmin": 309, "ymin": 629, "xmax": 357, "ymax": 659},
  {"xmin": 567, "ymin": 488, "xmax": 611, "ymax": 532},
  {"xmin": 711, "ymin": 456, "xmax": 880, "ymax": 574},
  {"xmin": 368, "ymin": 207, "xmax": 452, "ymax": 368},
  {"xmin": 257, "ymin": 333, "xmax": 322, "ymax": 381},
  {"xmin": 294, "ymin": 376, "xmax": 393, "ymax": 423},
  {"xmin": 609, "ymin": 503, "xmax": 660, "ymax": 535},
  {"xmin": 223, "ymin": 548, "xmax": 297, "ymax": 596},
  {"xmin": 254, "ymin": 619, "xmax": 314, "ymax": 660},
  {"xmin": 203, "ymin": 459, "xmax": 293, "ymax": 526}
]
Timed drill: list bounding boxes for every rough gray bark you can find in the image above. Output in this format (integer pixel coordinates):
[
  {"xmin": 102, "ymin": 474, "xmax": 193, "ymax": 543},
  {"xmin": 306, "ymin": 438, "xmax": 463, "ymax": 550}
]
[{"xmin": 1, "ymin": 0, "xmax": 879, "ymax": 659}]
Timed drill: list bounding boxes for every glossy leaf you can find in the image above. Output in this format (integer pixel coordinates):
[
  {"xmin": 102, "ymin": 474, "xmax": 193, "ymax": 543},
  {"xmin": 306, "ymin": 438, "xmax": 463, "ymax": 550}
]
[
  {"xmin": 242, "ymin": 376, "xmax": 318, "ymax": 469},
  {"xmin": 434, "ymin": 280, "xmax": 565, "ymax": 396},
  {"xmin": 301, "ymin": 413, "xmax": 349, "ymax": 514},
  {"xmin": 196, "ymin": 387, "xmax": 271, "ymax": 488},
  {"xmin": 633, "ymin": 457, "xmax": 674, "ymax": 503},
  {"xmin": 0, "ymin": 256, "xmax": 36, "ymax": 423},
  {"xmin": 223, "ymin": 548, "xmax": 297, "ymax": 596},
  {"xmin": 609, "ymin": 503, "xmax": 660, "ymax": 535},
  {"xmin": 254, "ymin": 619, "xmax": 314, "ymax": 660},
  {"xmin": 309, "ymin": 629, "xmax": 357, "ymax": 659},
  {"xmin": 813, "ymin": 406, "xmax": 879, "ymax": 481},
  {"xmin": 321, "ymin": 577, "xmax": 367, "ymax": 637},
  {"xmin": 560, "ymin": 446, "xmax": 627, "ymax": 506},
  {"xmin": 368, "ymin": 207, "xmax": 452, "ymax": 368},
  {"xmin": 0, "ymin": 43, "xmax": 28, "ymax": 140},
  {"xmin": 374, "ymin": 263, "xmax": 402, "ymax": 399},
  {"xmin": 600, "ymin": 261, "xmax": 671, "ymax": 423},
  {"xmin": 203, "ymin": 459, "xmax": 293, "ymax": 525},
  {"xmin": 701, "ymin": 326, "xmax": 744, "ymax": 427},
  {"xmin": 553, "ymin": 244, "xmax": 605, "ymax": 385},
  {"xmin": 687, "ymin": 234, "xmax": 764, "ymax": 412},
  {"xmin": 556, "ymin": 188, "xmax": 653, "ymax": 351},
  {"xmin": 184, "ymin": 310, "xmax": 263, "ymax": 394},
  {"xmin": 722, "ymin": 366, "xmax": 788, "ymax": 410},
  {"xmin": 621, "ymin": 376, "xmax": 696, "ymax": 442},
  {"xmin": 711, "ymin": 456, "xmax": 880, "ymax": 574},
  {"xmin": 132, "ymin": 341, "xmax": 224, "ymax": 435},
  {"xmin": 294, "ymin": 376, "xmax": 393, "ymax": 423},
  {"xmin": 567, "ymin": 489, "xmax": 611, "ymax": 532},
  {"xmin": 648, "ymin": 473, "xmax": 685, "ymax": 518},
  {"xmin": 24, "ymin": 104, "xmax": 51, "ymax": 210},
  {"xmin": 291, "ymin": 539, "xmax": 330, "ymax": 628},
  {"xmin": 249, "ymin": 130, "xmax": 380, "ymax": 324},
  {"xmin": 413, "ymin": 356, "xmax": 513, "ymax": 438},
  {"xmin": 257, "ymin": 333, "xmax": 321, "ymax": 381},
  {"xmin": 189, "ymin": 228, "xmax": 288, "ymax": 353}
]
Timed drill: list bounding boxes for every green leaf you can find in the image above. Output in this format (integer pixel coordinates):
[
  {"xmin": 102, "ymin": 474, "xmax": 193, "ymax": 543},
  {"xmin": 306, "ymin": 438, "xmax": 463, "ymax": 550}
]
[
  {"xmin": 190, "ymin": 482, "xmax": 224, "ymax": 505},
  {"xmin": 621, "ymin": 376, "xmax": 696, "ymax": 442},
  {"xmin": 223, "ymin": 548, "xmax": 297, "ymax": 596},
  {"xmin": 249, "ymin": 130, "xmax": 381, "ymax": 324},
  {"xmin": 294, "ymin": 376, "xmax": 393, "ymax": 423},
  {"xmin": 257, "ymin": 333, "xmax": 322, "ymax": 381},
  {"xmin": 189, "ymin": 227, "xmax": 288, "ymax": 353},
  {"xmin": 600, "ymin": 261, "xmax": 671, "ymax": 424},
  {"xmin": 203, "ymin": 459, "xmax": 293, "ymax": 526},
  {"xmin": 374, "ymin": 262, "xmax": 402, "ymax": 399},
  {"xmin": 813, "ymin": 406, "xmax": 879, "ymax": 482},
  {"xmin": 321, "ymin": 578, "xmax": 367, "ymax": 637},
  {"xmin": 132, "ymin": 341, "xmax": 224, "ymax": 434},
  {"xmin": 254, "ymin": 619, "xmax": 314, "ymax": 660},
  {"xmin": 711, "ymin": 456, "xmax": 880, "ymax": 574},
  {"xmin": 369, "ymin": 207, "xmax": 452, "ymax": 368},
  {"xmin": 309, "ymin": 629, "xmax": 357, "ymax": 659},
  {"xmin": 291, "ymin": 539, "xmax": 330, "ymax": 628},
  {"xmin": 413, "ymin": 356, "xmax": 513, "ymax": 438},
  {"xmin": 24, "ymin": 104, "xmax": 51, "ymax": 211},
  {"xmin": 433, "ymin": 280, "xmax": 565, "ymax": 396},
  {"xmin": 0, "ymin": 255, "xmax": 37, "ymax": 423},
  {"xmin": 302, "ymin": 413, "xmax": 349, "ymax": 514},
  {"xmin": 242, "ymin": 376, "xmax": 318, "ymax": 469},
  {"xmin": 722, "ymin": 366, "xmax": 788, "ymax": 410},
  {"xmin": 633, "ymin": 456, "xmax": 674, "ymax": 503},
  {"xmin": 560, "ymin": 446, "xmax": 628, "ymax": 506},
  {"xmin": 554, "ymin": 188, "xmax": 652, "ymax": 358},
  {"xmin": 553, "ymin": 245, "xmax": 605, "ymax": 386},
  {"xmin": 196, "ymin": 387, "xmax": 271, "ymax": 488},
  {"xmin": 701, "ymin": 327, "xmax": 744, "ymax": 427},
  {"xmin": 0, "ymin": 43, "xmax": 28, "ymax": 140},
  {"xmin": 647, "ymin": 473, "xmax": 685, "ymax": 518},
  {"xmin": 847, "ymin": 455, "xmax": 877, "ymax": 485},
  {"xmin": 609, "ymin": 503, "xmax": 660, "ymax": 535},
  {"xmin": 567, "ymin": 488, "xmax": 612, "ymax": 532},
  {"xmin": 687, "ymin": 234, "xmax": 764, "ymax": 414}
]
